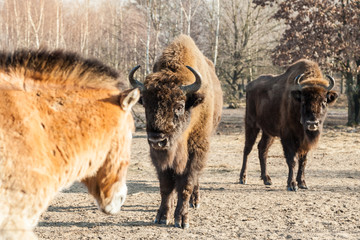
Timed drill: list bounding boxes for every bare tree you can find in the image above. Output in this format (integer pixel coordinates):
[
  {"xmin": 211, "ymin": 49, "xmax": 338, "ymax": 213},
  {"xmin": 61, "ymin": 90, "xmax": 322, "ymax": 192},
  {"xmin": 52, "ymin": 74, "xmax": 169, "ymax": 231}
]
[
  {"xmin": 0, "ymin": 0, "xmax": 283, "ymax": 109},
  {"xmin": 213, "ymin": 0, "xmax": 220, "ymax": 67},
  {"xmin": 55, "ymin": 0, "xmax": 63, "ymax": 48},
  {"xmin": 180, "ymin": 0, "xmax": 201, "ymax": 35},
  {"xmin": 27, "ymin": 0, "xmax": 45, "ymax": 48},
  {"xmin": 145, "ymin": 0, "xmax": 152, "ymax": 74},
  {"xmin": 80, "ymin": 0, "xmax": 89, "ymax": 55},
  {"xmin": 217, "ymin": 0, "xmax": 282, "ymax": 102}
]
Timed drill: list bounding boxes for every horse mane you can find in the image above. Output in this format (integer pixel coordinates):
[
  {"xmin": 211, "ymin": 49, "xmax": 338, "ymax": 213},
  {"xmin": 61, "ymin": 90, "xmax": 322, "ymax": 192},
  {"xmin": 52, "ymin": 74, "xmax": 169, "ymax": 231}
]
[{"xmin": 0, "ymin": 49, "xmax": 126, "ymax": 90}]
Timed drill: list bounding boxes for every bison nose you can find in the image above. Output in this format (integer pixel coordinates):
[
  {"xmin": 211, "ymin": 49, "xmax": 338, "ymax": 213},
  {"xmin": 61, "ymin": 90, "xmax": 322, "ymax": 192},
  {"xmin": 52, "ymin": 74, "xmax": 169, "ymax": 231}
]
[
  {"xmin": 306, "ymin": 120, "xmax": 319, "ymax": 131},
  {"xmin": 148, "ymin": 133, "xmax": 169, "ymax": 149}
]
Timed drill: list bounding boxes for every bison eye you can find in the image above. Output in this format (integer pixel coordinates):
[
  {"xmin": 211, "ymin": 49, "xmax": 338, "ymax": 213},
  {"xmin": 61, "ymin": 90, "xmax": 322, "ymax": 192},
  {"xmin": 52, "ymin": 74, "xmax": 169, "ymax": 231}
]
[
  {"xmin": 321, "ymin": 100, "xmax": 327, "ymax": 108},
  {"xmin": 174, "ymin": 103, "xmax": 185, "ymax": 116}
]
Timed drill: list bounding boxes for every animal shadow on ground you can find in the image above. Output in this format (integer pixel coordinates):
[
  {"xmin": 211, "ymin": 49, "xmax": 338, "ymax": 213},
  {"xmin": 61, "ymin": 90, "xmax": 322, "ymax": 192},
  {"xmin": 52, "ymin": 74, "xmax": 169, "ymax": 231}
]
[
  {"xmin": 46, "ymin": 205, "xmax": 97, "ymax": 213},
  {"xmin": 38, "ymin": 220, "xmax": 154, "ymax": 228},
  {"xmin": 127, "ymin": 180, "xmax": 159, "ymax": 195}
]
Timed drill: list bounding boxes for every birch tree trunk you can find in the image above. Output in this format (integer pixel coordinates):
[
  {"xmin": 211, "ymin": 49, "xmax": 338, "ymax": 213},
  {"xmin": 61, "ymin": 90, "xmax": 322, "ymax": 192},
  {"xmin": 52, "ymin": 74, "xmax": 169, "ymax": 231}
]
[
  {"xmin": 186, "ymin": 3, "xmax": 191, "ymax": 35},
  {"xmin": 4, "ymin": 1, "xmax": 10, "ymax": 48},
  {"xmin": 13, "ymin": 0, "xmax": 20, "ymax": 48},
  {"xmin": 180, "ymin": 0, "xmax": 200, "ymax": 36},
  {"xmin": 146, "ymin": 0, "xmax": 152, "ymax": 74},
  {"xmin": 28, "ymin": 0, "xmax": 45, "ymax": 48},
  {"xmin": 213, "ymin": 0, "xmax": 220, "ymax": 66},
  {"xmin": 179, "ymin": 1, "xmax": 183, "ymax": 34},
  {"xmin": 56, "ymin": 0, "xmax": 63, "ymax": 48},
  {"xmin": 80, "ymin": 0, "xmax": 89, "ymax": 55}
]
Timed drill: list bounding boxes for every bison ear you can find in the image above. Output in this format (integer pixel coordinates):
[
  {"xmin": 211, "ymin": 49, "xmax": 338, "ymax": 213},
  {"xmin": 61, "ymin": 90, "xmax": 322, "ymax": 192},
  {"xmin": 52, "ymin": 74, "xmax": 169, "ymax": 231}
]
[
  {"xmin": 327, "ymin": 91, "xmax": 338, "ymax": 105},
  {"xmin": 291, "ymin": 90, "xmax": 301, "ymax": 102},
  {"xmin": 120, "ymin": 88, "xmax": 140, "ymax": 111},
  {"xmin": 185, "ymin": 93, "xmax": 205, "ymax": 110}
]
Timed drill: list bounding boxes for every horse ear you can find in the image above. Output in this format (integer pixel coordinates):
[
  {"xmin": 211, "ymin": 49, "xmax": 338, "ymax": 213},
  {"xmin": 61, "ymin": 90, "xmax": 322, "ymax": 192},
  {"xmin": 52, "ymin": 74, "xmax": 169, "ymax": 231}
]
[{"xmin": 120, "ymin": 88, "xmax": 140, "ymax": 111}]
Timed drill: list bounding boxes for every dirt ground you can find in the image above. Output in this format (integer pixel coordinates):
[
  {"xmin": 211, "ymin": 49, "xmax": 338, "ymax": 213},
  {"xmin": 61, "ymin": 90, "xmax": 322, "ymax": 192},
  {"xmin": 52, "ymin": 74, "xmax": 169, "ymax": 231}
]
[{"xmin": 35, "ymin": 104, "xmax": 360, "ymax": 240}]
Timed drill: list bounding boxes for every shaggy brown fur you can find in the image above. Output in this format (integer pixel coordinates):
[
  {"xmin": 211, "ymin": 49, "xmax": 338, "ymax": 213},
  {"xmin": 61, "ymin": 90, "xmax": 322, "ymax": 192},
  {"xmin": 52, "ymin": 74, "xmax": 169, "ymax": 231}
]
[
  {"xmin": 130, "ymin": 35, "xmax": 223, "ymax": 228},
  {"xmin": 239, "ymin": 59, "xmax": 338, "ymax": 191},
  {"xmin": 0, "ymin": 50, "xmax": 139, "ymax": 239}
]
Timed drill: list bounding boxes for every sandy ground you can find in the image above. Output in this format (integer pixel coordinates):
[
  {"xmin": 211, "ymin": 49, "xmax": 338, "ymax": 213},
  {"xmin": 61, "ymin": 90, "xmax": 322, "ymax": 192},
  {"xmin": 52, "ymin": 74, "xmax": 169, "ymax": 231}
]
[{"xmin": 35, "ymin": 106, "xmax": 360, "ymax": 240}]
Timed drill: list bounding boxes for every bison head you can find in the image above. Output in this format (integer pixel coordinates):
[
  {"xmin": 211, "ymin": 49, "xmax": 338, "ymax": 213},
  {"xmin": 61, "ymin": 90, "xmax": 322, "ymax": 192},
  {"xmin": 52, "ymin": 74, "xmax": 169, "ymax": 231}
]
[
  {"xmin": 291, "ymin": 74, "xmax": 338, "ymax": 137},
  {"xmin": 129, "ymin": 65, "xmax": 204, "ymax": 150}
]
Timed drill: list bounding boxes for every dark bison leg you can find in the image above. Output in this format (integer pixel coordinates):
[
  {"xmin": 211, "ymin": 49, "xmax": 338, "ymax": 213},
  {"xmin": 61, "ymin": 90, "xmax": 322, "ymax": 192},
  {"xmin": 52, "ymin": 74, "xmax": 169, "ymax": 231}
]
[
  {"xmin": 174, "ymin": 174, "xmax": 194, "ymax": 229},
  {"xmin": 189, "ymin": 175, "xmax": 200, "ymax": 209},
  {"xmin": 154, "ymin": 169, "xmax": 176, "ymax": 225},
  {"xmin": 240, "ymin": 121, "xmax": 260, "ymax": 184},
  {"xmin": 281, "ymin": 139, "xmax": 298, "ymax": 191},
  {"xmin": 297, "ymin": 153, "xmax": 308, "ymax": 189},
  {"xmin": 258, "ymin": 133, "xmax": 274, "ymax": 185}
]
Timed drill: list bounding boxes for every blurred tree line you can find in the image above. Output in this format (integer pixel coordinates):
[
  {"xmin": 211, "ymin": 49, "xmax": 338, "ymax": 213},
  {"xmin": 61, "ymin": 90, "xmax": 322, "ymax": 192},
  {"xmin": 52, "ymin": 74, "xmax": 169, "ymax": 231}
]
[
  {"xmin": 0, "ymin": 0, "xmax": 282, "ymax": 104},
  {"xmin": 0, "ymin": 0, "xmax": 359, "ymax": 124}
]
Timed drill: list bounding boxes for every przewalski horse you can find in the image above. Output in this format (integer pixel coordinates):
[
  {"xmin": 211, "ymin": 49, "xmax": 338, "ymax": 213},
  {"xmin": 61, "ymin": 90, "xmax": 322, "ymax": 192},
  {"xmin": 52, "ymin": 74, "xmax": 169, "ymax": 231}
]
[
  {"xmin": 129, "ymin": 34, "xmax": 223, "ymax": 228},
  {"xmin": 239, "ymin": 59, "xmax": 338, "ymax": 191},
  {"xmin": 0, "ymin": 50, "xmax": 139, "ymax": 239}
]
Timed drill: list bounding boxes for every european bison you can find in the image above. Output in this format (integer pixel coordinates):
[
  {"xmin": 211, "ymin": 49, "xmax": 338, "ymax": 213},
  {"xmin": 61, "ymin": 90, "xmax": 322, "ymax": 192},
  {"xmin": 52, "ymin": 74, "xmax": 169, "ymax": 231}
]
[
  {"xmin": 0, "ymin": 50, "xmax": 139, "ymax": 239},
  {"xmin": 239, "ymin": 59, "xmax": 338, "ymax": 191},
  {"xmin": 129, "ymin": 35, "xmax": 223, "ymax": 228}
]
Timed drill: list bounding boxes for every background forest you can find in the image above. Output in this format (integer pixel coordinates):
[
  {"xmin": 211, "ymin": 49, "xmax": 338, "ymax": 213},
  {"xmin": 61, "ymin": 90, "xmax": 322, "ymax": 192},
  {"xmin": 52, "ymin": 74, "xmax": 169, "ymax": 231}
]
[{"xmin": 0, "ymin": 0, "xmax": 359, "ymax": 124}]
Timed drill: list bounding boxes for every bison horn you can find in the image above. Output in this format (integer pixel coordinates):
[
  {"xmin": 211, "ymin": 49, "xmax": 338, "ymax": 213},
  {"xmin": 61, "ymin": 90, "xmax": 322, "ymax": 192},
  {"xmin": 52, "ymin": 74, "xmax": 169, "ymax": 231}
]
[
  {"xmin": 295, "ymin": 74, "xmax": 305, "ymax": 85},
  {"xmin": 326, "ymin": 75, "xmax": 335, "ymax": 90},
  {"xmin": 181, "ymin": 66, "xmax": 202, "ymax": 94},
  {"xmin": 129, "ymin": 65, "xmax": 145, "ymax": 91}
]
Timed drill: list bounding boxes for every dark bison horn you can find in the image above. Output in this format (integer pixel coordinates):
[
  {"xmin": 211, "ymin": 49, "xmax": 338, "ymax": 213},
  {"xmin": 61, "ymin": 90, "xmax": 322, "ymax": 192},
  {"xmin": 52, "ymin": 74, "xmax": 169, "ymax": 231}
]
[
  {"xmin": 326, "ymin": 75, "xmax": 335, "ymax": 90},
  {"xmin": 295, "ymin": 74, "xmax": 305, "ymax": 85},
  {"xmin": 181, "ymin": 66, "xmax": 202, "ymax": 94},
  {"xmin": 129, "ymin": 65, "xmax": 145, "ymax": 91}
]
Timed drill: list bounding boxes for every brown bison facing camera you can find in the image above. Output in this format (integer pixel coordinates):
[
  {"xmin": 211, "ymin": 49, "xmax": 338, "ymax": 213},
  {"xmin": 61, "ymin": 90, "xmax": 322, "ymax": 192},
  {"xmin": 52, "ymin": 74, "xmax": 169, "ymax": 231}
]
[
  {"xmin": 239, "ymin": 59, "xmax": 338, "ymax": 191},
  {"xmin": 129, "ymin": 35, "xmax": 223, "ymax": 228}
]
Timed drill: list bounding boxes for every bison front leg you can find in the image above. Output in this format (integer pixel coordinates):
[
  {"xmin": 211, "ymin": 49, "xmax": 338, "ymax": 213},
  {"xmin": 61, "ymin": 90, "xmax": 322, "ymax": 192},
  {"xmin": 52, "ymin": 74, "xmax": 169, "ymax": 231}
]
[
  {"xmin": 155, "ymin": 169, "xmax": 175, "ymax": 225},
  {"xmin": 189, "ymin": 176, "xmax": 200, "ymax": 209},
  {"xmin": 297, "ymin": 153, "xmax": 308, "ymax": 189},
  {"xmin": 174, "ymin": 177, "xmax": 193, "ymax": 229},
  {"xmin": 281, "ymin": 139, "xmax": 298, "ymax": 191},
  {"xmin": 258, "ymin": 133, "xmax": 274, "ymax": 185},
  {"xmin": 240, "ymin": 123, "xmax": 260, "ymax": 184}
]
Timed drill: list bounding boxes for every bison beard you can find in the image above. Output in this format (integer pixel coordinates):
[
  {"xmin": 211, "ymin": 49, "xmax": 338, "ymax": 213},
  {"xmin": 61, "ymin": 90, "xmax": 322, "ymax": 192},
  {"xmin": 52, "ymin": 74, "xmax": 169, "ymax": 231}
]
[
  {"xmin": 239, "ymin": 59, "xmax": 338, "ymax": 191},
  {"xmin": 129, "ymin": 35, "xmax": 223, "ymax": 228}
]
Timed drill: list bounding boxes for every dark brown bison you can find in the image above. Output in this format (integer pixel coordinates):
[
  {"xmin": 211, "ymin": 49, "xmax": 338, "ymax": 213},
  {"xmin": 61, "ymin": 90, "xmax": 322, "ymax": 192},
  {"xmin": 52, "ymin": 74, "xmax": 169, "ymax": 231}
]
[
  {"xmin": 239, "ymin": 59, "xmax": 338, "ymax": 191},
  {"xmin": 129, "ymin": 35, "xmax": 223, "ymax": 228}
]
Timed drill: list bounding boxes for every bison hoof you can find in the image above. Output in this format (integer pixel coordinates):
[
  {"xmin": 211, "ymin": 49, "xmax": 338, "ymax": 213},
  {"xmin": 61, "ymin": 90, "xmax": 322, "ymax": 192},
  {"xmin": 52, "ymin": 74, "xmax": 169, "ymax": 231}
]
[
  {"xmin": 239, "ymin": 173, "xmax": 247, "ymax": 184},
  {"xmin": 287, "ymin": 185, "xmax": 298, "ymax": 192},
  {"xmin": 264, "ymin": 181, "xmax": 272, "ymax": 186},
  {"xmin": 189, "ymin": 203, "xmax": 200, "ymax": 209},
  {"xmin": 263, "ymin": 179, "xmax": 272, "ymax": 185},
  {"xmin": 175, "ymin": 221, "xmax": 189, "ymax": 229},
  {"xmin": 182, "ymin": 223, "xmax": 190, "ymax": 229},
  {"xmin": 297, "ymin": 180, "xmax": 308, "ymax": 189},
  {"xmin": 262, "ymin": 175, "xmax": 272, "ymax": 185},
  {"xmin": 154, "ymin": 219, "xmax": 169, "ymax": 225}
]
